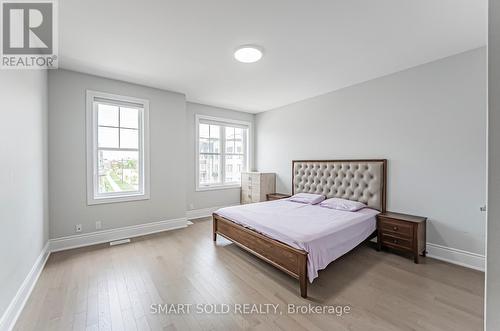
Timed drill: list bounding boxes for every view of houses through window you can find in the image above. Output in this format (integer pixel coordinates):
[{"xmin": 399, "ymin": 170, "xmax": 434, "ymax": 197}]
[
  {"xmin": 198, "ymin": 118, "xmax": 248, "ymax": 189},
  {"xmin": 97, "ymin": 103, "xmax": 141, "ymax": 194}
]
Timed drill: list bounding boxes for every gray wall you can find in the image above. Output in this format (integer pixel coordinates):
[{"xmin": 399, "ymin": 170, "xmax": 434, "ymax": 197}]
[
  {"xmin": 48, "ymin": 70, "xmax": 187, "ymax": 238},
  {"xmin": 256, "ymin": 47, "xmax": 487, "ymax": 255},
  {"xmin": 186, "ymin": 102, "xmax": 255, "ymax": 211},
  {"xmin": 0, "ymin": 71, "xmax": 48, "ymax": 318},
  {"xmin": 487, "ymin": 1, "xmax": 500, "ymax": 328}
]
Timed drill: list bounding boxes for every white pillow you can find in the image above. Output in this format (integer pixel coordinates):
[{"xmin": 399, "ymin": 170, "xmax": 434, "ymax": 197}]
[
  {"xmin": 319, "ymin": 198, "xmax": 366, "ymax": 212},
  {"xmin": 288, "ymin": 193, "xmax": 325, "ymax": 205}
]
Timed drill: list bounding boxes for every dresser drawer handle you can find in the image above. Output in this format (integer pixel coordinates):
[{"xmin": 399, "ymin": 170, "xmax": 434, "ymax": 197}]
[
  {"xmin": 393, "ymin": 239, "xmax": 398, "ymax": 244},
  {"xmin": 393, "ymin": 226, "xmax": 398, "ymax": 231}
]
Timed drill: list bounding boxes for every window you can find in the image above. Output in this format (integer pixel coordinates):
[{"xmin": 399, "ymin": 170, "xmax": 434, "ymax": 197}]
[
  {"xmin": 196, "ymin": 115, "xmax": 251, "ymax": 191},
  {"xmin": 86, "ymin": 90, "xmax": 150, "ymax": 204}
]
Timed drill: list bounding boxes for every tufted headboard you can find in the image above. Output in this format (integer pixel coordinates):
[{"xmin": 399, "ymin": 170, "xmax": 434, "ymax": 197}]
[{"xmin": 292, "ymin": 159, "xmax": 387, "ymax": 212}]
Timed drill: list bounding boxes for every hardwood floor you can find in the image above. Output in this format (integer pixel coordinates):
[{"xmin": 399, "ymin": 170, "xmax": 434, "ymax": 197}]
[{"xmin": 14, "ymin": 217, "xmax": 484, "ymax": 331}]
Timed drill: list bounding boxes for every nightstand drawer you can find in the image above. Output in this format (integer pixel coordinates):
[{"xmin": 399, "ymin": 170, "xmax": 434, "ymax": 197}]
[
  {"xmin": 381, "ymin": 233, "xmax": 413, "ymax": 250},
  {"xmin": 379, "ymin": 219, "xmax": 413, "ymax": 238},
  {"xmin": 266, "ymin": 193, "xmax": 291, "ymax": 201}
]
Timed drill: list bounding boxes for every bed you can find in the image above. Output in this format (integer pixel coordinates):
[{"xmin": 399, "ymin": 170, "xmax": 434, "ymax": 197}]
[{"xmin": 212, "ymin": 159, "xmax": 387, "ymax": 298}]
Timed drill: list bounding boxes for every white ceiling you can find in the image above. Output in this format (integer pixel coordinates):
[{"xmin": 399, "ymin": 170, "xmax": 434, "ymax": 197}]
[{"xmin": 59, "ymin": 0, "xmax": 487, "ymax": 113}]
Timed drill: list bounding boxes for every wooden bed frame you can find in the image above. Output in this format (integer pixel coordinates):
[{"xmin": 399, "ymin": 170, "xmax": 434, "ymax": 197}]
[{"xmin": 212, "ymin": 159, "xmax": 387, "ymax": 298}]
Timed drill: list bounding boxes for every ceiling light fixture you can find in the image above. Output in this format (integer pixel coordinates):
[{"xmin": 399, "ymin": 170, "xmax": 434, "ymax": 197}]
[{"xmin": 234, "ymin": 45, "xmax": 263, "ymax": 63}]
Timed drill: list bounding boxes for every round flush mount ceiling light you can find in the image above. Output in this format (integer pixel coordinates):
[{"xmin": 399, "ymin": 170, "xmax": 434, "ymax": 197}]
[{"xmin": 234, "ymin": 45, "xmax": 263, "ymax": 63}]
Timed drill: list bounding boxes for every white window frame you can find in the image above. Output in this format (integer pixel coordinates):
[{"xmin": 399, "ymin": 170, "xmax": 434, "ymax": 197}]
[
  {"xmin": 195, "ymin": 114, "xmax": 252, "ymax": 191},
  {"xmin": 86, "ymin": 90, "xmax": 150, "ymax": 205}
]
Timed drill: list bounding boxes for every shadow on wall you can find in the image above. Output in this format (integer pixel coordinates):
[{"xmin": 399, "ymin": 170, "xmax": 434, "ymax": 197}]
[
  {"xmin": 276, "ymin": 176, "xmax": 289, "ymax": 194},
  {"xmin": 426, "ymin": 220, "xmax": 483, "ymax": 253}
]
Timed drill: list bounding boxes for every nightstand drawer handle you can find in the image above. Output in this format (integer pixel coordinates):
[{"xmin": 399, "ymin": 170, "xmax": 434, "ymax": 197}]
[
  {"xmin": 393, "ymin": 226, "xmax": 398, "ymax": 231},
  {"xmin": 393, "ymin": 239, "xmax": 398, "ymax": 244}
]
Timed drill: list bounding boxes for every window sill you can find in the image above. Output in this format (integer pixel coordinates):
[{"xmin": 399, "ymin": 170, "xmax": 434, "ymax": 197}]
[
  {"xmin": 196, "ymin": 184, "xmax": 241, "ymax": 192},
  {"xmin": 88, "ymin": 193, "xmax": 150, "ymax": 205}
]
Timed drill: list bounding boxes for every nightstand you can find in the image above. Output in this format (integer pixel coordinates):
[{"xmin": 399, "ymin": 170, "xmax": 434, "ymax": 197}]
[
  {"xmin": 377, "ymin": 212, "xmax": 427, "ymax": 263},
  {"xmin": 266, "ymin": 193, "xmax": 291, "ymax": 201}
]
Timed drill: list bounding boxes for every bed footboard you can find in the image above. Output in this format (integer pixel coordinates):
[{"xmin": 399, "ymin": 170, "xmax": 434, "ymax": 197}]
[{"xmin": 213, "ymin": 213, "xmax": 308, "ymax": 298}]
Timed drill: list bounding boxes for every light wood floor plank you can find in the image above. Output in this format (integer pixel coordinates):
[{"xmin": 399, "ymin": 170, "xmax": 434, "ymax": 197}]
[{"xmin": 14, "ymin": 217, "xmax": 484, "ymax": 331}]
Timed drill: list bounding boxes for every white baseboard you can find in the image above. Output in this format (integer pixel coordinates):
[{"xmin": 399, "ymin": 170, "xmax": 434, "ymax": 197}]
[
  {"xmin": 372, "ymin": 238, "xmax": 484, "ymax": 271},
  {"xmin": 186, "ymin": 204, "xmax": 239, "ymax": 220},
  {"xmin": 186, "ymin": 206, "xmax": 219, "ymax": 220},
  {"xmin": 426, "ymin": 243, "xmax": 485, "ymax": 271},
  {"xmin": 49, "ymin": 217, "xmax": 188, "ymax": 252},
  {"xmin": 0, "ymin": 242, "xmax": 50, "ymax": 331}
]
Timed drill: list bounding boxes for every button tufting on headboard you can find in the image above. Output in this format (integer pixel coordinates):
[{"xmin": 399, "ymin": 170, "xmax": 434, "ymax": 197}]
[{"xmin": 292, "ymin": 160, "xmax": 387, "ymax": 211}]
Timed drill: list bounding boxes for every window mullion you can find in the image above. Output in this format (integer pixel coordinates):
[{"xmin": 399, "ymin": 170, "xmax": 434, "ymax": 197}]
[
  {"xmin": 220, "ymin": 126, "xmax": 226, "ymax": 185},
  {"xmin": 138, "ymin": 108, "xmax": 143, "ymax": 194},
  {"xmin": 97, "ymin": 147, "xmax": 139, "ymax": 152},
  {"xmin": 94, "ymin": 101, "xmax": 99, "ymax": 198},
  {"xmin": 118, "ymin": 107, "xmax": 121, "ymax": 148},
  {"xmin": 243, "ymin": 129, "xmax": 248, "ymax": 172}
]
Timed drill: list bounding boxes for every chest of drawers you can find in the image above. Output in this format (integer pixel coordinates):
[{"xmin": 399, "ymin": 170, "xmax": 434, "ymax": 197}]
[{"xmin": 241, "ymin": 172, "xmax": 276, "ymax": 204}]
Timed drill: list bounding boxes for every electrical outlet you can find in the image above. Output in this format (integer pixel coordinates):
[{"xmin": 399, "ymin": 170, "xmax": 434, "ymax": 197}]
[
  {"xmin": 189, "ymin": 203, "xmax": 195, "ymax": 210},
  {"xmin": 96, "ymin": 221, "xmax": 102, "ymax": 230},
  {"xmin": 75, "ymin": 224, "xmax": 82, "ymax": 233}
]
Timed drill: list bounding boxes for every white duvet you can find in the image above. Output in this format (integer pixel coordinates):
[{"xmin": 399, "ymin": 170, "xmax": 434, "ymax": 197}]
[{"xmin": 215, "ymin": 200, "xmax": 379, "ymax": 282}]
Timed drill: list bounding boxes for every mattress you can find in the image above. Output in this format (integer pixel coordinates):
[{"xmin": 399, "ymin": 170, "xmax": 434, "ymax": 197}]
[{"xmin": 215, "ymin": 200, "xmax": 379, "ymax": 282}]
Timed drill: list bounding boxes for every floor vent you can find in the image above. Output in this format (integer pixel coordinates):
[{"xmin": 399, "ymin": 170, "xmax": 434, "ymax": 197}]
[{"xmin": 109, "ymin": 238, "xmax": 131, "ymax": 246}]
